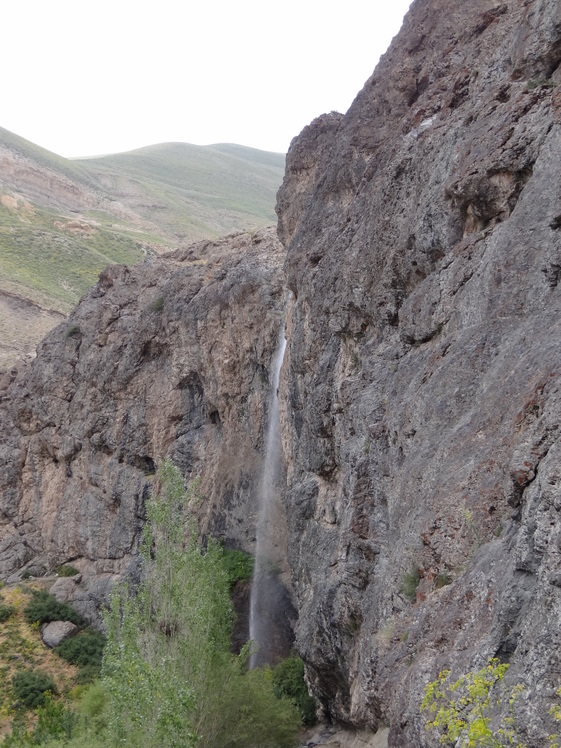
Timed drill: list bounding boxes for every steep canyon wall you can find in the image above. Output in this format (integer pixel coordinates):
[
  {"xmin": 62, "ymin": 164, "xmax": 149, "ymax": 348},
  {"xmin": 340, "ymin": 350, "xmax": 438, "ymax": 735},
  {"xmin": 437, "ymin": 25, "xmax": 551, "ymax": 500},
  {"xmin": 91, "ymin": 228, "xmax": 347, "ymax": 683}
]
[
  {"xmin": 2, "ymin": 0, "xmax": 561, "ymax": 745},
  {"xmin": 0, "ymin": 229, "xmax": 287, "ymax": 615},
  {"xmin": 276, "ymin": 0, "xmax": 561, "ymax": 744}
]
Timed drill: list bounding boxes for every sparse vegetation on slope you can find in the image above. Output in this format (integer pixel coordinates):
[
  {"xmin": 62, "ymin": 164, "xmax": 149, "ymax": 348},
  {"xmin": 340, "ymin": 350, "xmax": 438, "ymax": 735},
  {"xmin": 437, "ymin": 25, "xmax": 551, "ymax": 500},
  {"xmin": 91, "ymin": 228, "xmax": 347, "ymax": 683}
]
[{"xmin": 0, "ymin": 127, "xmax": 285, "ymax": 368}]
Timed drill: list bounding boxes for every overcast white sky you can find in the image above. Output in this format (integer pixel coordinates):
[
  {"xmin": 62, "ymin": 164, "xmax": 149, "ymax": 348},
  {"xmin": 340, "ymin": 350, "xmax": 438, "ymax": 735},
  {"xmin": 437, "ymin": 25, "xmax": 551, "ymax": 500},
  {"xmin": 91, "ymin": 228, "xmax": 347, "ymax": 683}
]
[{"xmin": 2, "ymin": 1, "xmax": 411, "ymax": 158}]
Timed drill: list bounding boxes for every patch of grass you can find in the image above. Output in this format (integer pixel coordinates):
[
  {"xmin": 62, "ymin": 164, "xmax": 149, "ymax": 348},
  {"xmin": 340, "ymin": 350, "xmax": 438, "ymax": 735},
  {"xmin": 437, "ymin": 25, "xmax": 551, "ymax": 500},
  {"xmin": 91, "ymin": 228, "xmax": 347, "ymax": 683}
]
[
  {"xmin": 65, "ymin": 325, "xmax": 81, "ymax": 339},
  {"xmin": 400, "ymin": 568, "xmax": 421, "ymax": 601},
  {"xmin": 435, "ymin": 572, "xmax": 452, "ymax": 589},
  {"xmin": 54, "ymin": 565, "xmax": 80, "ymax": 578},
  {"xmin": 527, "ymin": 78, "xmax": 556, "ymax": 90},
  {"xmin": 150, "ymin": 295, "xmax": 164, "ymax": 312},
  {"xmin": 363, "ymin": 435, "xmax": 371, "ymax": 455}
]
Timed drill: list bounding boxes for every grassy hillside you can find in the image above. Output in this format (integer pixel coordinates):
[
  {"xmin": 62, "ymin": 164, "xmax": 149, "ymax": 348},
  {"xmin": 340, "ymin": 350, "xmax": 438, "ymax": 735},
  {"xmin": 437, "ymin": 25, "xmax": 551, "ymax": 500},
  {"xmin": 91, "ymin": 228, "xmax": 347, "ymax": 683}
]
[
  {"xmin": 0, "ymin": 128, "xmax": 98, "ymax": 193},
  {"xmin": 0, "ymin": 584, "xmax": 83, "ymax": 738},
  {"xmin": 0, "ymin": 199, "xmax": 158, "ymax": 313},
  {"xmin": 0, "ymin": 127, "xmax": 285, "ymax": 368},
  {"xmin": 80, "ymin": 142, "xmax": 285, "ymax": 240}
]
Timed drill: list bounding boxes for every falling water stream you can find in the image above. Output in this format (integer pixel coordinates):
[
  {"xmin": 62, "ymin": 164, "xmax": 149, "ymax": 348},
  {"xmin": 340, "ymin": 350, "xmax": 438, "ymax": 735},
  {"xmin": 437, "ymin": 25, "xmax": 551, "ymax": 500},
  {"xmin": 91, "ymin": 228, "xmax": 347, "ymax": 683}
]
[{"xmin": 249, "ymin": 329, "xmax": 287, "ymax": 669}]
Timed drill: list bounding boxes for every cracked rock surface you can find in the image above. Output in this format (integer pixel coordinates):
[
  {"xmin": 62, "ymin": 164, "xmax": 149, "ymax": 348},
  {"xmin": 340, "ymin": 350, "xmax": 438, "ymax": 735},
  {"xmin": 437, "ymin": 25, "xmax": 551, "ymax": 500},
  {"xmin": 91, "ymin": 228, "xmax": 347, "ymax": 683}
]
[
  {"xmin": 0, "ymin": 228, "xmax": 287, "ymax": 625},
  {"xmin": 277, "ymin": 0, "xmax": 561, "ymax": 744},
  {"xmin": 3, "ymin": 0, "xmax": 561, "ymax": 745}
]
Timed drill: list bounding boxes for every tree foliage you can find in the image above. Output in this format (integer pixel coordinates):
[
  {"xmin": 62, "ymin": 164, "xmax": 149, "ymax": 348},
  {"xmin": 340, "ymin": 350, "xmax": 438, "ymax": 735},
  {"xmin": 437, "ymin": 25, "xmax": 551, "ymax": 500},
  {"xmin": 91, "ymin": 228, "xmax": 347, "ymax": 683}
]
[
  {"xmin": 272, "ymin": 656, "xmax": 316, "ymax": 726},
  {"xmin": 102, "ymin": 459, "xmax": 301, "ymax": 748}
]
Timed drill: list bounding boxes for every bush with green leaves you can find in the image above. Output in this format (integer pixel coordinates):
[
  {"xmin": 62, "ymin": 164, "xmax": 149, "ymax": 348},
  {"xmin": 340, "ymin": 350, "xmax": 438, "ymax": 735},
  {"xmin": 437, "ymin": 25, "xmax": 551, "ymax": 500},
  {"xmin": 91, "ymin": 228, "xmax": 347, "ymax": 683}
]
[
  {"xmin": 0, "ymin": 604, "xmax": 15, "ymax": 622},
  {"xmin": 55, "ymin": 564, "xmax": 80, "ymax": 577},
  {"xmin": 400, "ymin": 568, "xmax": 421, "ymax": 601},
  {"xmin": 220, "ymin": 547, "xmax": 254, "ymax": 589},
  {"xmin": 272, "ymin": 656, "xmax": 316, "ymax": 726},
  {"xmin": 3, "ymin": 692, "xmax": 77, "ymax": 746},
  {"xmin": 150, "ymin": 295, "xmax": 164, "ymax": 312},
  {"xmin": 24, "ymin": 590, "xmax": 85, "ymax": 627},
  {"xmin": 102, "ymin": 459, "xmax": 301, "ymax": 748},
  {"xmin": 55, "ymin": 630, "xmax": 105, "ymax": 674},
  {"xmin": 12, "ymin": 669, "xmax": 58, "ymax": 710}
]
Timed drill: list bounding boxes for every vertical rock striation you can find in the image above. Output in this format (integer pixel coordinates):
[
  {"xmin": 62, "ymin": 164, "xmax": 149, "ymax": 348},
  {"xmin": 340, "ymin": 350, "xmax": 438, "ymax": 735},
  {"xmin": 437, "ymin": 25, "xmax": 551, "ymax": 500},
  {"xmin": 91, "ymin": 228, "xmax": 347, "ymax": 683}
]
[
  {"xmin": 277, "ymin": 0, "xmax": 561, "ymax": 744},
  {"xmin": 2, "ymin": 0, "xmax": 561, "ymax": 745},
  {"xmin": 0, "ymin": 228, "xmax": 287, "ymax": 624}
]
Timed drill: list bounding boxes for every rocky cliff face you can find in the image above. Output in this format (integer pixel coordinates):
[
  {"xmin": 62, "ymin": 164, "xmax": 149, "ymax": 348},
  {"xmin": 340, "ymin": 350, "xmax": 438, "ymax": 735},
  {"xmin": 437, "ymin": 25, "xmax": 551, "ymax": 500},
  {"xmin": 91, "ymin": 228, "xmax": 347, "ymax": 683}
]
[
  {"xmin": 2, "ymin": 0, "xmax": 561, "ymax": 745},
  {"xmin": 0, "ymin": 228, "xmax": 287, "ymax": 621},
  {"xmin": 276, "ymin": 0, "xmax": 561, "ymax": 744}
]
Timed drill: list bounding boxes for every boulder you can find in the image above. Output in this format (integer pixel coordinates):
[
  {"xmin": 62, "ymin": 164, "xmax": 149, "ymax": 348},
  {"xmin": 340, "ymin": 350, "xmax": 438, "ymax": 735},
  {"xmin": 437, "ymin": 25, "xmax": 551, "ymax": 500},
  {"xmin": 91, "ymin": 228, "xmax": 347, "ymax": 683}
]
[{"xmin": 41, "ymin": 620, "xmax": 78, "ymax": 648}]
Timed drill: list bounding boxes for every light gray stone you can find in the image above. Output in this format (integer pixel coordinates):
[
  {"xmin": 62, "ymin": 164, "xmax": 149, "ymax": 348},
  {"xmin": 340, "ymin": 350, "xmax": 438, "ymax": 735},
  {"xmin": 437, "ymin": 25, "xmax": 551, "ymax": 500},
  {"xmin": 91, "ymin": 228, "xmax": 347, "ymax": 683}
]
[{"xmin": 41, "ymin": 621, "xmax": 78, "ymax": 649}]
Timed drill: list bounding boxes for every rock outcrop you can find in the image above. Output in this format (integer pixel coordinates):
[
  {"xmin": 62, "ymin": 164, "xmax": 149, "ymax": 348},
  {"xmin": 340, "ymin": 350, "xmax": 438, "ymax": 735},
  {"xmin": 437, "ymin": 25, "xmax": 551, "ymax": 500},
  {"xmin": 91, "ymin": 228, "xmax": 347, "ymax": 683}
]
[
  {"xmin": 2, "ymin": 0, "xmax": 561, "ymax": 746},
  {"xmin": 0, "ymin": 228, "xmax": 288, "ymax": 623},
  {"xmin": 276, "ymin": 0, "xmax": 561, "ymax": 744},
  {"xmin": 40, "ymin": 620, "xmax": 79, "ymax": 649}
]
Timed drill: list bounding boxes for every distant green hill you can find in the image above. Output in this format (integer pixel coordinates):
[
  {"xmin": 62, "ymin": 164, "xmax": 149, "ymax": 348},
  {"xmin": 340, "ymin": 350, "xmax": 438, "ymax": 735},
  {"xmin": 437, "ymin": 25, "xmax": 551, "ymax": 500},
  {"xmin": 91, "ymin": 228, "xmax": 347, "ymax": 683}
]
[
  {"xmin": 0, "ymin": 126, "xmax": 285, "ymax": 369},
  {"xmin": 81, "ymin": 142, "xmax": 285, "ymax": 241}
]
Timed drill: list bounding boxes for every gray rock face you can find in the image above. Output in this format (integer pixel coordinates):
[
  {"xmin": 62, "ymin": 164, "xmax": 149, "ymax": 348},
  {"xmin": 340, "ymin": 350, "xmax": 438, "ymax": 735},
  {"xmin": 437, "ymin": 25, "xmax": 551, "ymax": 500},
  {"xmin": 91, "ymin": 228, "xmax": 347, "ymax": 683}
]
[
  {"xmin": 41, "ymin": 620, "xmax": 78, "ymax": 649},
  {"xmin": 276, "ymin": 0, "xmax": 561, "ymax": 744},
  {"xmin": 2, "ymin": 1, "xmax": 561, "ymax": 746},
  {"xmin": 0, "ymin": 228, "xmax": 287, "ymax": 625}
]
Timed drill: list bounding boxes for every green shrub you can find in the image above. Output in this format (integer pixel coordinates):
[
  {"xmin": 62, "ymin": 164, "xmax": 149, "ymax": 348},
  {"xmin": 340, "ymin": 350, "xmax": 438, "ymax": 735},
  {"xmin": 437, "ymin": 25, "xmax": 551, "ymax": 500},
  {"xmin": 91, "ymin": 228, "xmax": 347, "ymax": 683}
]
[
  {"xmin": 435, "ymin": 572, "xmax": 452, "ymax": 589},
  {"xmin": 0, "ymin": 604, "xmax": 15, "ymax": 622},
  {"xmin": 55, "ymin": 630, "xmax": 105, "ymax": 673},
  {"xmin": 150, "ymin": 295, "xmax": 164, "ymax": 312},
  {"xmin": 12, "ymin": 669, "xmax": 58, "ymax": 709},
  {"xmin": 21, "ymin": 565, "xmax": 46, "ymax": 580},
  {"xmin": 220, "ymin": 547, "xmax": 254, "ymax": 589},
  {"xmin": 65, "ymin": 324, "xmax": 82, "ymax": 339},
  {"xmin": 272, "ymin": 656, "xmax": 317, "ymax": 726},
  {"xmin": 75, "ymin": 665, "xmax": 104, "ymax": 686},
  {"xmin": 400, "ymin": 569, "xmax": 421, "ymax": 601},
  {"xmin": 527, "ymin": 78, "xmax": 555, "ymax": 90},
  {"xmin": 55, "ymin": 564, "xmax": 80, "ymax": 577},
  {"xmin": 24, "ymin": 590, "xmax": 85, "ymax": 627},
  {"xmin": 34, "ymin": 691, "xmax": 76, "ymax": 743},
  {"xmin": 3, "ymin": 692, "xmax": 76, "ymax": 745}
]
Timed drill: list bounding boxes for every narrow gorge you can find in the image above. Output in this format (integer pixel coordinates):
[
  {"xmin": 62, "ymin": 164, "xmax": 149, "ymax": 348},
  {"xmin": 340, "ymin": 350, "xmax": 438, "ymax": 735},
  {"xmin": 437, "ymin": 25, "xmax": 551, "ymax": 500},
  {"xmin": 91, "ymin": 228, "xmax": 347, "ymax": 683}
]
[{"xmin": 3, "ymin": 0, "xmax": 561, "ymax": 745}]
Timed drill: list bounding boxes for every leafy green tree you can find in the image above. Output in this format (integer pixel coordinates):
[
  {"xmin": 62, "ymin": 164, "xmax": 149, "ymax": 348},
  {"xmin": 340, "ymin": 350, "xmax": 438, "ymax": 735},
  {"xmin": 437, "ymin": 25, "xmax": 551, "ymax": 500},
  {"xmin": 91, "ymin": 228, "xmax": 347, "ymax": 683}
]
[
  {"xmin": 102, "ymin": 459, "xmax": 300, "ymax": 748},
  {"xmin": 273, "ymin": 656, "xmax": 317, "ymax": 726}
]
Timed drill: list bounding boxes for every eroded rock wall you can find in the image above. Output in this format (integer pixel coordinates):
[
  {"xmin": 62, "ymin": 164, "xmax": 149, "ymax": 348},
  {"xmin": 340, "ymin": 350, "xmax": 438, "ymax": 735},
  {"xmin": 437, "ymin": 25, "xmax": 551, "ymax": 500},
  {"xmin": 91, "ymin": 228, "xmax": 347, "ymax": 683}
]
[
  {"xmin": 0, "ymin": 228, "xmax": 287, "ymax": 621},
  {"xmin": 2, "ymin": 0, "xmax": 561, "ymax": 745},
  {"xmin": 277, "ymin": 0, "xmax": 561, "ymax": 744}
]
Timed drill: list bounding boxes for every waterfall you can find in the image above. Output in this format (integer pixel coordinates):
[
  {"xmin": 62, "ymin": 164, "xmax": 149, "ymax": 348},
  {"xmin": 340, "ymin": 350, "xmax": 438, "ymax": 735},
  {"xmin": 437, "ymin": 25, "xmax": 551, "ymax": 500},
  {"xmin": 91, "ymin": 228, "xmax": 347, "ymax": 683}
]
[{"xmin": 249, "ymin": 328, "xmax": 287, "ymax": 669}]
